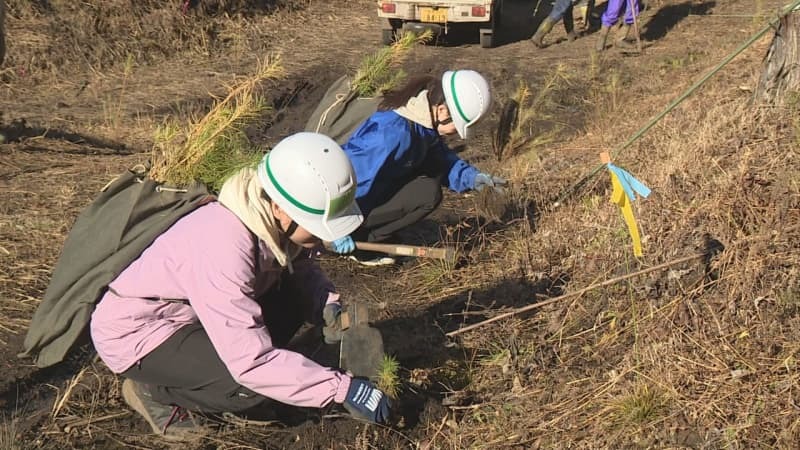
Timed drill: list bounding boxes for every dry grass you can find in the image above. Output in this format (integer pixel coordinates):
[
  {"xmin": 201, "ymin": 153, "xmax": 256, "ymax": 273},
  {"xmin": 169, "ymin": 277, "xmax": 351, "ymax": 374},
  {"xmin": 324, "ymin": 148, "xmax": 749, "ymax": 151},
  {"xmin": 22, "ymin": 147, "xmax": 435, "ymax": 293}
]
[
  {"xmin": 494, "ymin": 65, "xmax": 572, "ymax": 162},
  {"xmin": 0, "ymin": 147, "xmax": 120, "ymax": 336},
  {"xmin": 0, "ymin": 414, "xmax": 20, "ymax": 450},
  {"xmin": 419, "ymin": 17, "xmax": 800, "ymax": 450},
  {"xmin": 2, "ymin": 1, "xmax": 799, "ymax": 449},
  {"xmin": 4, "ymin": 0, "xmax": 289, "ymax": 81}
]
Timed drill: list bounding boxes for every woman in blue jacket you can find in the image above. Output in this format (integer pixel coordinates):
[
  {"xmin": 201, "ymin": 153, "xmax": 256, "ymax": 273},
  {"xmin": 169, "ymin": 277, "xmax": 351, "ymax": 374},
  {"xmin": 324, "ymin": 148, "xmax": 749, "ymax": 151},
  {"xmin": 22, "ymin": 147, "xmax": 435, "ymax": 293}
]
[{"xmin": 330, "ymin": 70, "xmax": 506, "ymax": 266}]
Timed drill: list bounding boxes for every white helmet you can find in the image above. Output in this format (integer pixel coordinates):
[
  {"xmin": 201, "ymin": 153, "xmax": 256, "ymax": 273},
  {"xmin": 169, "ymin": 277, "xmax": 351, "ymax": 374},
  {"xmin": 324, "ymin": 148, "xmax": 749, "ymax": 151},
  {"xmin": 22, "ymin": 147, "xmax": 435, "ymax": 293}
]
[
  {"xmin": 441, "ymin": 70, "xmax": 491, "ymax": 140},
  {"xmin": 257, "ymin": 132, "xmax": 363, "ymax": 242}
]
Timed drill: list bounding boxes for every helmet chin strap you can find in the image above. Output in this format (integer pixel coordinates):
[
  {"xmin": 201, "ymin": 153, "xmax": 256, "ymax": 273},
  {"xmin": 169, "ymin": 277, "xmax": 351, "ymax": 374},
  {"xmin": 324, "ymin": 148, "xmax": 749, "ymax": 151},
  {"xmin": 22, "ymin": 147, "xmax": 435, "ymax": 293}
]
[
  {"xmin": 270, "ymin": 198, "xmax": 299, "ymax": 239},
  {"xmin": 284, "ymin": 220, "xmax": 299, "ymax": 239},
  {"xmin": 432, "ymin": 106, "xmax": 453, "ymax": 132},
  {"xmin": 282, "ymin": 220, "xmax": 298, "ymax": 275}
]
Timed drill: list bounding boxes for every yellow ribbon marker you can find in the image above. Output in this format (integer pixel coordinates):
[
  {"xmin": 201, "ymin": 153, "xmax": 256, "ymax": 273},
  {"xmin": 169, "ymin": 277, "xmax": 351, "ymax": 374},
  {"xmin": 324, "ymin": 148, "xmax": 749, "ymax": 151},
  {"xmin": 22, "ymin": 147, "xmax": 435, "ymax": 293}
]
[{"xmin": 600, "ymin": 152, "xmax": 651, "ymax": 257}]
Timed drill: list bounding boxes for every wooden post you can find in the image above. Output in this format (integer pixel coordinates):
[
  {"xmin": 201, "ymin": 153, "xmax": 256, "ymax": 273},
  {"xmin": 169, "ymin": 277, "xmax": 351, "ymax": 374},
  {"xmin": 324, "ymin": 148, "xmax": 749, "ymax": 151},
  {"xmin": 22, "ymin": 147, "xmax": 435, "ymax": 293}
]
[{"xmin": 755, "ymin": 8, "xmax": 800, "ymax": 104}]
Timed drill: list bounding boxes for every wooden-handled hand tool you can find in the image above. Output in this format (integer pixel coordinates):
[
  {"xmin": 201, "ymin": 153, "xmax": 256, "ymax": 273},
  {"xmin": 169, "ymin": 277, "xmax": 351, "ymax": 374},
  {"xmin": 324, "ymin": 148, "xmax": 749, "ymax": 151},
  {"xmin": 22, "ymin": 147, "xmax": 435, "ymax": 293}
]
[{"xmin": 353, "ymin": 241, "xmax": 455, "ymax": 260}]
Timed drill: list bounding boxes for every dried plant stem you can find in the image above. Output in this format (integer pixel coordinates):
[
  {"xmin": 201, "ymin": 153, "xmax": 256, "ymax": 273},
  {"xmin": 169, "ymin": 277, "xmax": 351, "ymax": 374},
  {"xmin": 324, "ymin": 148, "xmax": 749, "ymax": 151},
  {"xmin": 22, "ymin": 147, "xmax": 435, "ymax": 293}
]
[
  {"xmin": 51, "ymin": 365, "xmax": 89, "ymax": 419},
  {"xmin": 447, "ymin": 253, "xmax": 706, "ymax": 337},
  {"xmin": 60, "ymin": 411, "xmax": 131, "ymax": 433}
]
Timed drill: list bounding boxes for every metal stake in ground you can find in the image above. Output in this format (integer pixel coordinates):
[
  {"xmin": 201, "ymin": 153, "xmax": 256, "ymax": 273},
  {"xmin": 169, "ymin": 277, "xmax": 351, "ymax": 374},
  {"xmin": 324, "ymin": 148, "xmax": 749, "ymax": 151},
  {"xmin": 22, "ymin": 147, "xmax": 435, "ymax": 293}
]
[{"xmin": 628, "ymin": 0, "xmax": 642, "ymax": 54}]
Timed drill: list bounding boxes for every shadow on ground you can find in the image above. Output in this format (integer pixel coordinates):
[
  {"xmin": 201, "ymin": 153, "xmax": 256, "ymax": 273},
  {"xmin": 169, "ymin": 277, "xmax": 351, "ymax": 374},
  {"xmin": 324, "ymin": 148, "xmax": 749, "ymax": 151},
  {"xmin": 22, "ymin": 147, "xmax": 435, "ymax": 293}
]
[
  {"xmin": 642, "ymin": 0, "xmax": 716, "ymax": 41},
  {"xmin": 0, "ymin": 118, "xmax": 130, "ymax": 154},
  {"xmin": 370, "ymin": 270, "xmax": 570, "ymax": 419}
]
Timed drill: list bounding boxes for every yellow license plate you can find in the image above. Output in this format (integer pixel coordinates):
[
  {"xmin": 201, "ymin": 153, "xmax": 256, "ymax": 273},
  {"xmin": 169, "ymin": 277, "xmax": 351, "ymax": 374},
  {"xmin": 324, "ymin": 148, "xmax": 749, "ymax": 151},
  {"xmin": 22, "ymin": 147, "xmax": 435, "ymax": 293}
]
[{"xmin": 420, "ymin": 7, "xmax": 448, "ymax": 23}]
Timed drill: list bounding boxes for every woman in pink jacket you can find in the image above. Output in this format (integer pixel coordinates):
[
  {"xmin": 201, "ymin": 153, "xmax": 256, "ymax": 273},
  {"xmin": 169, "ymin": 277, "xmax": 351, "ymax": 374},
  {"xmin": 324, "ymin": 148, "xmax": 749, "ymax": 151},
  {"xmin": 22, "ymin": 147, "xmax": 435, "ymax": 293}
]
[{"xmin": 90, "ymin": 132, "xmax": 390, "ymax": 441}]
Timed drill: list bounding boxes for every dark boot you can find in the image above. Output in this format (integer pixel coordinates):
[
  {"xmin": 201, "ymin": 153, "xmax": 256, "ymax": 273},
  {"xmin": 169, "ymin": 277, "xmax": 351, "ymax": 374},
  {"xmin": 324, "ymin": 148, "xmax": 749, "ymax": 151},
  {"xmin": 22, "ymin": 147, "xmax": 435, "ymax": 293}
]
[
  {"xmin": 595, "ymin": 25, "xmax": 611, "ymax": 52},
  {"xmin": 531, "ymin": 17, "xmax": 556, "ymax": 48},
  {"xmin": 563, "ymin": 7, "xmax": 578, "ymax": 41},
  {"xmin": 618, "ymin": 23, "xmax": 632, "ymax": 42},
  {"xmin": 122, "ymin": 379, "xmax": 205, "ymax": 442},
  {"xmin": 616, "ymin": 23, "xmax": 638, "ymax": 50}
]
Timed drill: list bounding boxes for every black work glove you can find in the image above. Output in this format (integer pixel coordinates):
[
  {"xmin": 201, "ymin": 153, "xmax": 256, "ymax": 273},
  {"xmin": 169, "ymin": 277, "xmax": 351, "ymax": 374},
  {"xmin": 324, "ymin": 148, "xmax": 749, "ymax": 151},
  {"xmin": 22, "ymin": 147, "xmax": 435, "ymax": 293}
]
[
  {"xmin": 322, "ymin": 303, "xmax": 343, "ymax": 344},
  {"xmin": 342, "ymin": 378, "xmax": 391, "ymax": 424}
]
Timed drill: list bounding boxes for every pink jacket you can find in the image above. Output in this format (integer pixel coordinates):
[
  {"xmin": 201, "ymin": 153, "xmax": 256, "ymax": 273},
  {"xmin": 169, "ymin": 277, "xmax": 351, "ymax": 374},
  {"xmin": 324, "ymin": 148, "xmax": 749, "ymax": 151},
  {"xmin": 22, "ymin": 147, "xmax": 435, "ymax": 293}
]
[{"xmin": 90, "ymin": 202, "xmax": 350, "ymax": 408}]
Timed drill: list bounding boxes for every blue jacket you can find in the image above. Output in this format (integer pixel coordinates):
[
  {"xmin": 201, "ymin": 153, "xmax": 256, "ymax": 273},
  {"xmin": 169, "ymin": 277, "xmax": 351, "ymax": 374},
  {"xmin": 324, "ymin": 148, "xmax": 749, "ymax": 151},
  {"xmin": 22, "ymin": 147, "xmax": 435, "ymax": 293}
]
[{"xmin": 342, "ymin": 110, "xmax": 479, "ymax": 214}]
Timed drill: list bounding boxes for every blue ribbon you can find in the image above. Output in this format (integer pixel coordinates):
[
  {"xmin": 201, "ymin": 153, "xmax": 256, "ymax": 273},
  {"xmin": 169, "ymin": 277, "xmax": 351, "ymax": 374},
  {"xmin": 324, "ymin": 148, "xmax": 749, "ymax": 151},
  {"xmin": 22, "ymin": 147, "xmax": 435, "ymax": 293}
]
[{"xmin": 607, "ymin": 163, "xmax": 651, "ymax": 202}]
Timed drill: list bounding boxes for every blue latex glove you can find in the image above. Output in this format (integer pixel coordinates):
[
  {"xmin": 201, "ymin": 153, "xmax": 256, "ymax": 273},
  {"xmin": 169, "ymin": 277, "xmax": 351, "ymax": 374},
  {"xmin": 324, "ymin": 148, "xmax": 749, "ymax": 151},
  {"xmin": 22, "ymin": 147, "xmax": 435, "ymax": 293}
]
[
  {"xmin": 322, "ymin": 303, "xmax": 342, "ymax": 344},
  {"xmin": 330, "ymin": 235, "xmax": 355, "ymax": 254},
  {"xmin": 342, "ymin": 378, "xmax": 391, "ymax": 424},
  {"xmin": 473, "ymin": 173, "xmax": 507, "ymax": 193}
]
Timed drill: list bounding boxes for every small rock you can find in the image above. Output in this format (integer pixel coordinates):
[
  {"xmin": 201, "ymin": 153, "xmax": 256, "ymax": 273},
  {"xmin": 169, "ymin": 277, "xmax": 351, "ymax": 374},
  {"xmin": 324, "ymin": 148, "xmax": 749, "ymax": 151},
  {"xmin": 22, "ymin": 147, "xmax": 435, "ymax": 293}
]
[{"xmin": 730, "ymin": 369, "xmax": 750, "ymax": 380}]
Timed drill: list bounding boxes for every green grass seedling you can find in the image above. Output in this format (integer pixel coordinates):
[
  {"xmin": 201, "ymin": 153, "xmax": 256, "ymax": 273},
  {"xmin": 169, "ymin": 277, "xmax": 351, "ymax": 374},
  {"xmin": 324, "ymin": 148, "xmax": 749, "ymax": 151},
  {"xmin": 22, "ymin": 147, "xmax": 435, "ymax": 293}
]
[{"xmin": 376, "ymin": 354, "xmax": 401, "ymax": 399}]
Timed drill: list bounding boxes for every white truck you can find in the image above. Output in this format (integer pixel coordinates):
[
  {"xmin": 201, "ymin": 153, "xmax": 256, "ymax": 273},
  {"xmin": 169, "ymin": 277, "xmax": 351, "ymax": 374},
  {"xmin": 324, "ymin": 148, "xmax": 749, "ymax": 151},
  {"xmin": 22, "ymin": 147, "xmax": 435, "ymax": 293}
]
[{"xmin": 377, "ymin": 0, "xmax": 503, "ymax": 48}]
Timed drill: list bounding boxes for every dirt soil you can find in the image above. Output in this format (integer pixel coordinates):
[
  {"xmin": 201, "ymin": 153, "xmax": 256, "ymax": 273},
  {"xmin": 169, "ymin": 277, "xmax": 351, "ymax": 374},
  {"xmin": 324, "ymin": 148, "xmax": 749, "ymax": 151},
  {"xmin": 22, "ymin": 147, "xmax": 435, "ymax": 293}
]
[{"xmin": 2, "ymin": 0, "xmax": 799, "ymax": 449}]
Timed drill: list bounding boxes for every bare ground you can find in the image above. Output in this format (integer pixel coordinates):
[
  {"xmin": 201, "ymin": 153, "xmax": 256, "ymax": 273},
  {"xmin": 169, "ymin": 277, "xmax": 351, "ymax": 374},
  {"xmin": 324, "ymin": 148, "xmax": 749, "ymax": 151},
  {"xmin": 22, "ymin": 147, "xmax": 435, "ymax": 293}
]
[{"xmin": 1, "ymin": 0, "xmax": 799, "ymax": 448}]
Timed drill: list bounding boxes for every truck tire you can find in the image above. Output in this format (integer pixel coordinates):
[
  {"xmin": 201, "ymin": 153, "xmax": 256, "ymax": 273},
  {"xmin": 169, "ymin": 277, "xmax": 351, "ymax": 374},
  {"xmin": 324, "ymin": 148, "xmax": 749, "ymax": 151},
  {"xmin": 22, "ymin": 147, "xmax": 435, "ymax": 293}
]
[
  {"xmin": 480, "ymin": 0, "xmax": 501, "ymax": 49},
  {"xmin": 479, "ymin": 30, "xmax": 494, "ymax": 48},
  {"xmin": 381, "ymin": 28, "xmax": 395, "ymax": 46}
]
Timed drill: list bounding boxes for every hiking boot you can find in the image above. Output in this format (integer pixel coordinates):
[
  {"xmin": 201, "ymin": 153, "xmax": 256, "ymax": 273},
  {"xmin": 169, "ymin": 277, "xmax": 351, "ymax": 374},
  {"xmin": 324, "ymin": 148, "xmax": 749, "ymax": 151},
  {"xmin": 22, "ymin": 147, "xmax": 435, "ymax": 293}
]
[
  {"xmin": 595, "ymin": 25, "xmax": 611, "ymax": 52},
  {"xmin": 564, "ymin": 11, "xmax": 578, "ymax": 41},
  {"xmin": 531, "ymin": 17, "xmax": 556, "ymax": 48},
  {"xmin": 122, "ymin": 379, "xmax": 204, "ymax": 442},
  {"xmin": 566, "ymin": 30, "xmax": 579, "ymax": 42},
  {"xmin": 348, "ymin": 250, "xmax": 396, "ymax": 267},
  {"xmin": 618, "ymin": 23, "xmax": 633, "ymax": 43},
  {"xmin": 616, "ymin": 39, "xmax": 637, "ymax": 51}
]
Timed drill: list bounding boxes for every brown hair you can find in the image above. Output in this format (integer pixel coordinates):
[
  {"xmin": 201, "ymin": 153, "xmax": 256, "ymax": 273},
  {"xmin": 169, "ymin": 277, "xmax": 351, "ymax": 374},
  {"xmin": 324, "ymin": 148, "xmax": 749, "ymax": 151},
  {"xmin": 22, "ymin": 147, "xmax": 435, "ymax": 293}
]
[{"xmin": 378, "ymin": 75, "xmax": 445, "ymax": 111}]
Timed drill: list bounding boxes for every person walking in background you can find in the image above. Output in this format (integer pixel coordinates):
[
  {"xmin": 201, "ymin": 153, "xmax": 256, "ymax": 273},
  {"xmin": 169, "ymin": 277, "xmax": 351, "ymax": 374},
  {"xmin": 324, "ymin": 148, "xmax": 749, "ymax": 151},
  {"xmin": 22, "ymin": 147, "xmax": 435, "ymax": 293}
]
[
  {"xmin": 90, "ymin": 133, "xmax": 390, "ymax": 441},
  {"xmin": 596, "ymin": 0, "xmax": 640, "ymax": 51},
  {"xmin": 328, "ymin": 70, "xmax": 506, "ymax": 266},
  {"xmin": 530, "ymin": 0, "xmax": 583, "ymax": 48}
]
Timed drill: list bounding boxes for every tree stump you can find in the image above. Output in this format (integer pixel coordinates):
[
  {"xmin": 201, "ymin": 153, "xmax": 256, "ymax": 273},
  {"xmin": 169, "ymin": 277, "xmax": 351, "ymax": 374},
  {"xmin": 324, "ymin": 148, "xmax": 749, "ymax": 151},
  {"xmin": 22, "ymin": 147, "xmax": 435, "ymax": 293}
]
[{"xmin": 756, "ymin": 10, "xmax": 800, "ymax": 104}]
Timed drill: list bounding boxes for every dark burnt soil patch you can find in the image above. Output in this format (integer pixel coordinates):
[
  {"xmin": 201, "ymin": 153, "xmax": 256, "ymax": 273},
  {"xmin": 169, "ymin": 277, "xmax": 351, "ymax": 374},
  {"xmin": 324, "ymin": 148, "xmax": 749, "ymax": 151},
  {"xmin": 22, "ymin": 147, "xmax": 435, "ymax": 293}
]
[{"xmin": 249, "ymin": 63, "xmax": 345, "ymax": 145}]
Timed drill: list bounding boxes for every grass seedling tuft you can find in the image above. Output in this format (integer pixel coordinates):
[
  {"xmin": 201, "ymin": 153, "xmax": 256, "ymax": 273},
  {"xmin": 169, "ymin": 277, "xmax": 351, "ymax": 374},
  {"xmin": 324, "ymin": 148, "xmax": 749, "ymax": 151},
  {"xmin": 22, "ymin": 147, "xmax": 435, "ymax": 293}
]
[
  {"xmin": 612, "ymin": 383, "xmax": 666, "ymax": 427},
  {"xmin": 494, "ymin": 66, "xmax": 568, "ymax": 162},
  {"xmin": 376, "ymin": 354, "xmax": 401, "ymax": 399},
  {"xmin": 351, "ymin": 30, "xmax": 432, "ymax": 97},
  {"xmin": 150, "ymin": 57, "xmax": 284, "ymax": 190}
]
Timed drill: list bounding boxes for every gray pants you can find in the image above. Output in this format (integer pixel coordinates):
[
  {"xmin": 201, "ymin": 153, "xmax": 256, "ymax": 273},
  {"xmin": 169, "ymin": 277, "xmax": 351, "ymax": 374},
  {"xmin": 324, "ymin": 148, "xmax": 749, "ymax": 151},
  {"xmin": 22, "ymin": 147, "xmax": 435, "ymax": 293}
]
[
  {"xmin": 356, "ymin": 175, "xmax": 443, "ymax": 243},
  {"xmin": 121, "ymin": 280, "xmax": 309, "ymax": 413}
]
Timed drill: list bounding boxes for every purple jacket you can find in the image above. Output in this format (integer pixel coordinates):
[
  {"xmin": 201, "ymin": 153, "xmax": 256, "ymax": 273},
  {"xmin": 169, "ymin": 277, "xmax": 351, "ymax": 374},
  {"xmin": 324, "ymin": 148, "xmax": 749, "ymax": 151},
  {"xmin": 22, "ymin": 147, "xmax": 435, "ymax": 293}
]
[{"xmin": 90, "ymin": 202, "xmax": 350, "ymax": 408}]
